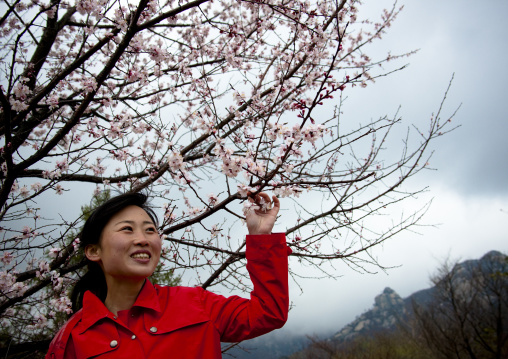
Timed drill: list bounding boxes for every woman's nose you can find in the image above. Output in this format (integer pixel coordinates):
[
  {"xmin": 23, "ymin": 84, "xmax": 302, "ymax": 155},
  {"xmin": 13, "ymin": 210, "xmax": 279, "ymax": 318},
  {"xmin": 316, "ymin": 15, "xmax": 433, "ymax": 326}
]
[{"xmin": 133, "ymin": 232, "xmax": 149, "ymax": 245}]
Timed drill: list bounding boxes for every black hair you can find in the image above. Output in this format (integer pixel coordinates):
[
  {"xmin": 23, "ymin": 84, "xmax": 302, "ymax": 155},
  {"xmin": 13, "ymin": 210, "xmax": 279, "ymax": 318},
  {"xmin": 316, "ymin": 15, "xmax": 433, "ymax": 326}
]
[{"xmin": 70, "ymin": 192, "xmax": 158, "ymax": 312}]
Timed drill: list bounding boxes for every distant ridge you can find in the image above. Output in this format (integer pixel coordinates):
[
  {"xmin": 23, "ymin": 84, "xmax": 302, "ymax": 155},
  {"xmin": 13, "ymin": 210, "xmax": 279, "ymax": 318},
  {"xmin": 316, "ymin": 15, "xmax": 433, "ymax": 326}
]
[
  {"xmin": 331, "ymin": 250, "xmax": 505, "ymax": 344},
  {"xmin": 331, "ymin": 286, "xmax": 407, "ymax": 343},
  {"xmin": 222, "ymin": 250, "xmax": 506, "ymax": 358}
]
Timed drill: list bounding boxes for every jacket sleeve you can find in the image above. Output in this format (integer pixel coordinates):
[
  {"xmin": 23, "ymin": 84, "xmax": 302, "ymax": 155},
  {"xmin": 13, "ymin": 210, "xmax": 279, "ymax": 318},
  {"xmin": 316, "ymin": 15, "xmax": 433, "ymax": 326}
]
[
  {"xmin": 45, "ymin": 311, "xmax": 81, "ymax": 359},
  {"xmin": 201, "ymin": 233, "xmax": 290, "ymax": 342}
]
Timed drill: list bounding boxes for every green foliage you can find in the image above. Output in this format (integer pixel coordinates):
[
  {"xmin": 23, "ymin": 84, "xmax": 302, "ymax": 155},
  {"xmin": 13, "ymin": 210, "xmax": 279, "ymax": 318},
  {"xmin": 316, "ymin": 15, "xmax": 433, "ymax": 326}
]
[
  {"xmin": 80, "ymin": 190, "xmax": 112, "ymax": 221},
  {"xmin": 150, "ymin": 262, "xmax": 182, "ymax": 287},
  {"xmin": 65, "ymin": 190, "xmax": 112, "ymax": 267}
]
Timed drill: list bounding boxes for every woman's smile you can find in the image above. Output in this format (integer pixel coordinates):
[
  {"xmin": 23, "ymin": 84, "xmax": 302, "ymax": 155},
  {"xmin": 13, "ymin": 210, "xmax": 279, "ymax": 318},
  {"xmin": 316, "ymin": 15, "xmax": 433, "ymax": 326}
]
[{"xmin": 130, "ymin": 250, "xmax": 152, "ymax": 262}]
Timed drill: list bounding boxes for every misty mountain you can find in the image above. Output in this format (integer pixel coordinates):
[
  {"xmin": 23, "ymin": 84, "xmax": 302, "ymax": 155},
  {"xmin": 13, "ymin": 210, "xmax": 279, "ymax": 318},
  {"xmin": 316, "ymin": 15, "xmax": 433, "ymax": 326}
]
[
  {"xmin": 289, "ymin": 250, "xmax": 506, "ymax": 357},
  {"xmin": 223, "ymin": 250, "xmax": 505, "ymax": 359}
]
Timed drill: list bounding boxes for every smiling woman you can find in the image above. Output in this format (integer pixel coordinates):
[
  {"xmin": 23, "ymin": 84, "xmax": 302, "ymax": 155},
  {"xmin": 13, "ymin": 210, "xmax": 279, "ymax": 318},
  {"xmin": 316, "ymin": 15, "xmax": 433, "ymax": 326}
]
[
  {"xmin": 69, "ymin": 193, "xmax": 161, "ymax": 312},
  {"xmin": 84, "ymin": 205, "xmax": 163, "ymax": 315},
  {"xmin": 46, "ymin": 193, "xmax": 289, "ymax": 359}
]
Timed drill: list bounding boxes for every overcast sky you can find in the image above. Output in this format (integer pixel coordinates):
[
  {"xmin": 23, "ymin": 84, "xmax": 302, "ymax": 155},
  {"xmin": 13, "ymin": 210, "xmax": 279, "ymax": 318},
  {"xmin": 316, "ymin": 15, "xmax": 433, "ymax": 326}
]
[
  {"xmin": 33, "ymin": 0, "xmax": 508, "ymax": 338},
  {"xmin": 13, "ymin": 0, "xmax": 506, "ymax": 343},
  {"xmin": 278, "ymin": 0, "xmax": 508, "ymax": 336},
  {"xmin": 43, "ymin": 0, "xmax": 507, "ymax": 343}
]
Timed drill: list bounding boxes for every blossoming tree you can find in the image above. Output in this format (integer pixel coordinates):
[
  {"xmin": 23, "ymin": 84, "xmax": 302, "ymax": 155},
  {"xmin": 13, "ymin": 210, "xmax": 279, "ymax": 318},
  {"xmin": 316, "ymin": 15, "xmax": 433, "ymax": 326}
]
[{"xmin": 0, "ymin": 0, "xmax": 455, "ymax": 355}]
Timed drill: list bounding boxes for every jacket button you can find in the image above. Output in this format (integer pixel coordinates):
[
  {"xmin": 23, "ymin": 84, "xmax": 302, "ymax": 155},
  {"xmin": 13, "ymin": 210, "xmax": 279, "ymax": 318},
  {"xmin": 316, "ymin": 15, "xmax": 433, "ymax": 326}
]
[
  {"xmin": 131, "ymin": 335, "xmax": 136, "ymax": 340},
  {"xmin": 110, "ymin": 340, "xmax": 118, "ymax": 348},
  {"xmin": 150, "ymin": 327, "xmax": 158, "ymax": 333}
]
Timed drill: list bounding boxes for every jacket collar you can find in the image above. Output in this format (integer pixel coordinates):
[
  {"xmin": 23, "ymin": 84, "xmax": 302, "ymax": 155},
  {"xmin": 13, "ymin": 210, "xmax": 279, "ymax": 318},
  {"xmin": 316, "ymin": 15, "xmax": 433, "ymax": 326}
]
[
  {"xmin": 132, "ymin": 279, "xmax": 161, "ymax": 312},
  {"xmin": 78, "ymin": 280, "xmax": 161, "ymax": 333}
]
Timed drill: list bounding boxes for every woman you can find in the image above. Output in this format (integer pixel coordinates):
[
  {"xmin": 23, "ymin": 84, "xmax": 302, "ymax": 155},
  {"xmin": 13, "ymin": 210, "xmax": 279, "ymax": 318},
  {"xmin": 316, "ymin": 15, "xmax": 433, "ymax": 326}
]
[{"xmin": 46, "ymin": 192, "xmax": 289, "ymax": 358}]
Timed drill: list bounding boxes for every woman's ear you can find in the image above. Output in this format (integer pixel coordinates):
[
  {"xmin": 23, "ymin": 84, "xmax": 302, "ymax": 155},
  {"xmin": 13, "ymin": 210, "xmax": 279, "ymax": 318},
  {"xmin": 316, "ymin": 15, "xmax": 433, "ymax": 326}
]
[{"xmin": 84, "ymin": 244, "xmax": 101, "ymax": 262}]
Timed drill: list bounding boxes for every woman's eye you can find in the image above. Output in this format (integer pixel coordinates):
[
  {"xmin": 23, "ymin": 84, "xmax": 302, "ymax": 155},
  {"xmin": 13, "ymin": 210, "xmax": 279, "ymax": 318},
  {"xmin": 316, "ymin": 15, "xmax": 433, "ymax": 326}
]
[
  {"xmin": 146, "ymin": 227, "xmax": 156, "ymax": 233},
  {"xmin": 121, "ymin": 226, "xmax": 133, "ymax": 231}
]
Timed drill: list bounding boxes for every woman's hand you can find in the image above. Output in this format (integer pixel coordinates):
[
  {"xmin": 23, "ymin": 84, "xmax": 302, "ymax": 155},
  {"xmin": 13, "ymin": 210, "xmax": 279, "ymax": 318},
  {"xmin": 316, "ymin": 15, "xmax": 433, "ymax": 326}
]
[{"xmin": 245, "ymin": 192, "xmax": 280, "ymax": 235}]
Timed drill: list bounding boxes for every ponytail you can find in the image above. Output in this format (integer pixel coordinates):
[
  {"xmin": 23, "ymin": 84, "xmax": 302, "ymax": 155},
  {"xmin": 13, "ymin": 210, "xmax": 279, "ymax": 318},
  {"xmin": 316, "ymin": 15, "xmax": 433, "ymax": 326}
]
[{"xmin": 70, "ymin": 262, "xmax": 107, "ymax": 312}]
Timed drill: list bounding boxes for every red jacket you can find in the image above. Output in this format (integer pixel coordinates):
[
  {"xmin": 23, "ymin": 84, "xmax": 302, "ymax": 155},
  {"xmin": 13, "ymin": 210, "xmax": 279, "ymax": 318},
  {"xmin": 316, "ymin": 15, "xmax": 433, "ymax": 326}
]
[{"xmin": 46, "ymin": 233, "xmax": 290, "ymax": 358}]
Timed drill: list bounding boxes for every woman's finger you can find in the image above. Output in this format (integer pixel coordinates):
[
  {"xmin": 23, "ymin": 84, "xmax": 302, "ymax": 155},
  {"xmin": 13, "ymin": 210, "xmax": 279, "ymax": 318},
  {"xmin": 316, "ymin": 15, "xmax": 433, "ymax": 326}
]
[
  {"xmin": 271, "ymin": 195, "xmax": 280, "ymax": 209},
  {"xmin": 257, "ymin": 192, "xmax": 270, "ymax": 202}
]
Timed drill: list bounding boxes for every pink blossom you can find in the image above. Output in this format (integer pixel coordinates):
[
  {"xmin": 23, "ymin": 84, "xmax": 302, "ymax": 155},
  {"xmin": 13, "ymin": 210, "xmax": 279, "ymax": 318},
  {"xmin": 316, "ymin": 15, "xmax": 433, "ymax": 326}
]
[
  {"xmin": 48, "ymin": 247, "xmax": 61, "ymax": 258},
  {"xmin": 56, "ymin": 158, "xmax": 68, "ymax": 172},
  {"xmin": 0, "ymin": 271, "xmax": 15, "ymax": 292},
  {"xmin": 27, "ymin": 313, "xmax": 47, "ymax": 330},
  {"xmin": 266, "ymin": 124, "xmax": 280, "ymax": 141},
  {"xmin": 132, "ymin": 121, "xmax": 149, "ymax": 134},
  {"xmin": 221, "ymin": 156, "xmax": 244, "ymax": 177},
  {"xmin": 3, "ymin": 308, "xmax": 14, "ymax": 318},
  {"xmin": 13, "ymin": 82, "xmax": 30, "ymax": 98},
  {"xmin": 42, "ymin": 169, "xmax": 61, "ymax": 179},
  {"xmin": 237, "ymin": 184, "xmax": 254, "ymax": 198},
  {"xmin": 302, "ymin": 124, "xmax": 326, "ymax": 143},
  {"xmin": 39, "ymin": 260, "xmax": 50, "ymax": 273},
  {"xmin": 127, "ymin": 69, "xmax": 143, "ymax": 82},
  {"xmin": 244, "ymin": 159, "xmax": 265, "ymax": 178},
  {"xmin": 31, "ymin": 182, "xmax": 42, "ymax": 192},
  {"xmin": 187, "ymin": 207, "xmax": 202, "ymax": 217},
  {"xmin": 242, "ymin": 201, "xmax": 259, "ymax": 216},
  {"xmin": 149, "ymin": 46, "xmax": 167, "ymax": 63},
  {"xmin": 50, "ymin": 296, "xmax": 73, "ymax": 314},
  {"xmin": 145, "ymin": 0, "xmax": 159, "ymax": 15},
  {"xmin": 1, "ymin": 162, "xmax": 6, "ymax": 177},
  {"xmin": 55, "ymin": 184, "xmax": 64, "ymax": 195},
  {"xmin": 46, "ymin": 6, "xmax": 56, "ymax": 18},
  {"xmin": 14, "ymin": 2, "xmax": 26, "ymax": 10},
  {"xmin": 168, "ymin": 152, "xmax": 184, "ymax": 171},
  {"xmin": 72, "ymin": 238, "xmax": 81, "ymax": 252},
  {"xmin": 210, "ymin": 225, "xmax": 220, "ymax": 238},
  {"xmin": 165, "ymin": 212, "xmax": 176, "ymax": 223},
  {"xmin": 273, "ymin": 185, "xmax": 302, "ymax": 198},
  {"xmin": 257, "ymin": 196, "xmax": 268, "ymax": 212},
  {"xmin": 282, "ymin": 164, "xmax": 295, "ymax": 173},
  {"xmin": 91, "ymin": 159, "xmax": 106, "ymax": 175},
  {"xmin": 113, "ymin": 8, "xmax": 128, "ymax": 30},
  {"xmin": 112, "ymin": 149, "xmax": 129, "ymax": 161},
  {"xmin": 76, "ymin": 0, "xmax": 104, "ymax": 16},
  {"xmin": 108, "ymin": 124, "xmax": 123, "ymax": 139},
  {"xmin": 22, "ymin": 226, "xmax": 31, "ymax": 239},
  {"xmin": 11, "ymin": 281, "xmax": 28, "ymax": 296},
  {"xmin": 19, "ymin": 185, "xmax": 30, "ymax": 198},
  {"xmin": 10, "ymin": 98, "xmax": 28, "ymax": 112},
  {"xmin": 208, "ymin": 193, "xmax": 218, "ymax": 206},
  {"xmin": 51, "ymin": 271, "xmax": 63, "ymax": 291},
  {"xmin": 81, "ymin": 77, "xmax": 97, "ymax": 93},
  {"xmin": 1, "ymin": 252, "xmax": 13, "ymax": 265}
]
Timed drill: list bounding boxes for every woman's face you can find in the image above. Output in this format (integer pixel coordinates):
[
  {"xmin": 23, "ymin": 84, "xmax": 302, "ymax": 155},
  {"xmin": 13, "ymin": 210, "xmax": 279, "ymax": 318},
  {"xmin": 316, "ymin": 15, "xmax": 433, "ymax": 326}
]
[{"xmin": 85, "ymin": 205, "xmax": 162, "ymax": 282}]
